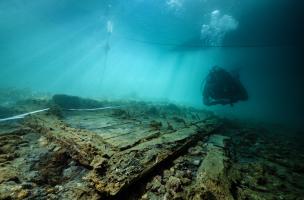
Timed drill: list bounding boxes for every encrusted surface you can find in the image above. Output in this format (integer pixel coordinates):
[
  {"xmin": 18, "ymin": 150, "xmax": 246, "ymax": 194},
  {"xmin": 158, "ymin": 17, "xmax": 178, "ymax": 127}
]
[{"xmin": 0, "ymin": 97, "xmax": 303, "ymax": 199}]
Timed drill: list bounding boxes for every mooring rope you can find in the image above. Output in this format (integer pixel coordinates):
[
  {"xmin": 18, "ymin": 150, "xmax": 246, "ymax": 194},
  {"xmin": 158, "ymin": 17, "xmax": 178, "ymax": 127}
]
[{"xmin": 0, "ymin": 105, "xmax": 124, "ymax": 123}]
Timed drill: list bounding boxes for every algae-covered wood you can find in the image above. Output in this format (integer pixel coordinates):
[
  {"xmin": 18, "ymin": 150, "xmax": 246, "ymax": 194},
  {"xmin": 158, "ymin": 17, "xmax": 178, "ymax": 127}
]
[{"xmin": 25, "ymin": 102, "xmax": 220, "ymax": 197}]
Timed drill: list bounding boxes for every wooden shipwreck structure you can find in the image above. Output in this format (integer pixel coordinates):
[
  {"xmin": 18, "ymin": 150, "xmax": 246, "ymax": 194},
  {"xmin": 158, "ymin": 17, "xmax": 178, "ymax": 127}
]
[{"xmin": 1, "ymin": 96, "xmax": 233, "ymax": 199}]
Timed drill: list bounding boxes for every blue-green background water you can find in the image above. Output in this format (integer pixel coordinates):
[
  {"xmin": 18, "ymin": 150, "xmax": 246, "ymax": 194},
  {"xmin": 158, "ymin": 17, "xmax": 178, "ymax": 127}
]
[{"xmin": 0, "ymin": 0, "xmax": 303, "ymax": 125}]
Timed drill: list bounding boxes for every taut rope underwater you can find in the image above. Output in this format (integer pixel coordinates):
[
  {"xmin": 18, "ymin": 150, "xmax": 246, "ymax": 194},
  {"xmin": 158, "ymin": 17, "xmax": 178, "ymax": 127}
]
[
  {"xmin": 0, "ymin": 108, "xmax": 50, "ymax": 122},
  {"xmin": 0, "ymin": 106, "xmax": 124, "ymax": 123}
]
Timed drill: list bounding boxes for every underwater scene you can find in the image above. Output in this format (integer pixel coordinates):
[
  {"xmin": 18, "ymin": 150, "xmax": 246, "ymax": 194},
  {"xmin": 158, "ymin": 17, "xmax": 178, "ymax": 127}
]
[{"xmin": 0, "ymin": 0, "xmax": 303, "ymax": 199}]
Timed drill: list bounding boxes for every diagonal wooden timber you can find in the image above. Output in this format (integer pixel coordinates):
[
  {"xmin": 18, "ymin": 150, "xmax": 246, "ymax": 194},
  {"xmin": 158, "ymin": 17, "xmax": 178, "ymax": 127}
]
[
  {"xmin": 85, "ymin": 119, "xmax": 221, "ymax": 197},
  {"xmin": 24, "ymin": 114, "xmax": 117, "ymax": 167},
  {"xmin": 24, "ymin": 112, "xmax": 221, "ymax": 197},
  {"xmin": 191, "ymin": 134, "xmax": 233, "ymax": 200}
]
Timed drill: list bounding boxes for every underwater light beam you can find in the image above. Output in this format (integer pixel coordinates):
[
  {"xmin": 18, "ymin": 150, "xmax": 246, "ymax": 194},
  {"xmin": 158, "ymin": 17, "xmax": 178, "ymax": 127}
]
[{"xmin": 99, "ymin": 4, "xmax": 114, "ymax": 86}]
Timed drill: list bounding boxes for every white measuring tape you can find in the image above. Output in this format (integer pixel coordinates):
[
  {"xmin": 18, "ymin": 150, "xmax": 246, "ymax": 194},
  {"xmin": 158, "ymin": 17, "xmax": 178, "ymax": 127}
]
[
  {"xmin": 0, "ymin": 108, "xmax": 50, "ymax": 122},
  {"xmin": 67, "ymin": 105, "xmax": 123, "ymax": 111},
  {"xmin": 0, "ymin": 106, "xmax": 123, "ymax": 123}
]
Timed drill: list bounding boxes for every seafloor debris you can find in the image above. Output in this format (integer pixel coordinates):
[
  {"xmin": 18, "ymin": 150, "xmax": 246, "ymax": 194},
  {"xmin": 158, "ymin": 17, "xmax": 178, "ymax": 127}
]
[{"xmin": 0, "ymin": 94, "xmax": 303, "ymax": 199}]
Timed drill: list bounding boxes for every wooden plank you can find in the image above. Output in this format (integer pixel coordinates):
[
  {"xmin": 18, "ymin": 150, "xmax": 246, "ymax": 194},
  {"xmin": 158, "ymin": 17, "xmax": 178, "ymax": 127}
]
[
  {"xmin": 24, "ymin": 114, "xmax": 117, "ymax": 167},
  {"xmin": 85, "ymin": 121, "xmax": 219, "ymax": 197},
  {"xmin": 24, "ymin": 103, "xmax": 221, "ymax": 198},
  {"xmin": 105, "ymin": 129, "xmax": 160, "ymax": 149},
  {"xmin": 192, "ymin": 134, "xmax": 233, "ymax": 200}
]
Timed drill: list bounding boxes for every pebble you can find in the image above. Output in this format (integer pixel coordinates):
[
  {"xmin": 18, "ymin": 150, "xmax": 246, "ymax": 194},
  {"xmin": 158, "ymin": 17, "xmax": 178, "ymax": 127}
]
[
  {"xmin": 141, "ymin": 193, "xmax": 148, "ymax": 200},
  {"xmin": 55, "ymin": 185, "xmax": 63, "ymax": 191},
  {"xmin": 151, "ymin": 176, "xmax": 162, "ymax": 191},
  {"xmin": 186, "ymin": 169, "xmax": 192, "ymax": 177},
  {"xmin": 193, "ymin": 159, "xmax": 200, "ymax": 166},
  {"xmin": 181, "ymin": 178, "xmax": 191, "ymax": 185},
  {"xmin": 17, "ymin": 189, "xmax": 29, "ymax": 199},
  {"xmin": 38, "ymin": 136, "xmax": 48, "ymax": 146},
  {"xmin": 166, "ymin": 176, "xmax": 181, "ymax": 192},
  {"xmin": 114, "ymin": 182, "xmax": 120, "ymax": 188},
  {"xmin": 46, "ymin": 188, "xmax": 55, "ymax": 194}
]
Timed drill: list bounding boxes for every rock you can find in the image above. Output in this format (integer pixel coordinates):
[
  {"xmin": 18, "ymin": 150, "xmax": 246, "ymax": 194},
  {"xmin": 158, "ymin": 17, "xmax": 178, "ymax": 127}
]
[
  {"xmin": 188, "ymin": 147, "xmax": 202, "ymax": 156},
  {"xmin": 0, "ymin": 181, "xmax": 19, "ymax": 199},
  {"xmin": 163, "ymin": 192, "xmax": 170, "ymax": 200},
  {"xmin": 0, "ymin": 167, "xmax": 19, "ymax": 184},
  {"xmin": 46, "ymin": 188, "xmax": 55, "ymax": 194},
  {"xmin": 166, "ymin": 176, "xmax": 181, "ymax": 192},
  {"xmin": 163, "ymin": 170, "xmax": 172, "ymax": 181},
  {"xmin": 63, "ymin": 166, "xmax": 79, "ymax": 178},
  {"xmin": 17, "ymin": 189, "xmax": 30, "ymax": 199},
  {"xmin": 167, "ymin": 122, "xmax": 174, "ymax": 131},
  {"xmin": 141, "ymin": 193, "xmax": 148, "ymax": 200},
  {"xmin": 55, "ymin": 185, "xmax": 63, "ymax": 192},
  {"xmin": 199, "ymin": 191, "xmax": 217, "ymax": 200},
  {"xmin": 0, "ymin": 153, "xmax": 17, "ymax": 162},
  {"xmin": 26, "ymin": 171, "xmax": 41, "ymax": 183},
  {"xmin": 150, "ymin": 120, "xmax": 162, "ymax": 130},
  {"xmin": 35, "ymin": 150, "xmax": 70, "ymax": 185},
  {"xmin": 192, "ymin": 159, "xmax": 200, "ymax": 166},
  {"xmin": 38, "ymin": 136, "xmax": 48, "ymax": 147},
  {"xmin": 158, "ymin": 185, "xmax": 166, "ymax": 194},
  {"xmin": 1, "ymin": 144, "xmax": 16, "ymax": 154},
  {"xmin": 175, "ymin": 170, "xmax": 185, "ymax": 179},
  {"xmin": 185, "ymin": 169, "xmax": 192, "ymax": 178},
  {"xmin": 150, "ymin": 176, "xmax": 162, "ymax": 192},
  {"xmin": 181, "ymin": 178, "xmax": 191, "ymax": 185},
  {"xmin": 90, "ymin": 156, "xmax": 108, "ymax": 172}
]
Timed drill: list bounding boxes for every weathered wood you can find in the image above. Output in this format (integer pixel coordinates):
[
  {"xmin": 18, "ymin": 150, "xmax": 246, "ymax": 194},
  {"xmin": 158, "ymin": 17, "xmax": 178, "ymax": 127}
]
[
  {"xmin": 24, "ymin": 114, "xmax": 117, "ymax": 167},
  {"xmin": 192, "ymin": 134, "xmax": 233, "ymax": 200},
  {"xmin": 23, "ymin": 103, "xmax": 221, "ymax": 198},
  {"xmin": 85, "ymin": 121, "xmax": 220, "ymax": 197}
]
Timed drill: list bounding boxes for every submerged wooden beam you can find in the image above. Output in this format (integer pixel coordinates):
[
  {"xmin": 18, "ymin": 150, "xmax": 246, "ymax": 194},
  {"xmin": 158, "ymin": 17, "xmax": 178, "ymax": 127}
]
[
  {"xmin": 85, "ymin": 120, "xmax": 221, "ymax": 197},
  {"xmin": 192, "ymin": 134, "xmax": 233, "ymax": 200},
  {"xmin": 23, "ymin": 104, "xmax": 222, "ymax": 198},
  {"xmin": 24, "ymin": 114, "xmax": 117, "ymax": 167}
]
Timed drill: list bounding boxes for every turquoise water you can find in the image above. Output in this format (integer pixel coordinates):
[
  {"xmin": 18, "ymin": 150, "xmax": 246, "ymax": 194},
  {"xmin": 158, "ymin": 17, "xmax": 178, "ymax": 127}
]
[{"xmin": 0, "ymin": 0, "xmax": 302, "ymax": 126}]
